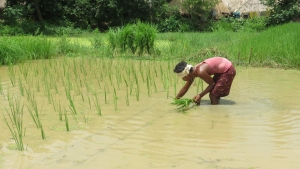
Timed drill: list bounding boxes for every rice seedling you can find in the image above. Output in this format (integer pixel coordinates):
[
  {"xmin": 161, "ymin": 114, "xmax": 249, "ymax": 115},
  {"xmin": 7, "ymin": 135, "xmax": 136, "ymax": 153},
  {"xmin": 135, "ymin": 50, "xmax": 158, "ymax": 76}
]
[
  {"xmin": 113, "ymin": 87, "xmax": 118, "ymax": 111},
  {"xmin": 80, "ymin": 91, "xmax": 85, "ymax": 102},
  {"xmin": 64, "ymin": 111, "xmax": 70, "ymax": 131},
  {"xmin": 93, "ymin": 93, "xmax": 102, "ymax": 116},
  {"xmin": 108, "ymin": 73, "xmax": 113, "ymax": 85},
  {"xmin": 18, "ymin": 63, "xmax": 29, "ymax": 80},
  {"xmin": 3, "ymin": 95, "xmax": 25, "ymax": 150},
  {"xmin": 65, "ymin": 86, "xmax": 77, "ymax": 115},
  {"xmin": 88, "ymin": 96, "xmax": 92, "ymax": 109},
  {"xmin": 174, "ymin": 77, "xmax": 177, "ymax": 96},
  {"xmin": 8, "ymin": 65, "xmax": 16, "ymax": 87},
  {"xmin": 39, "ymin": 123, "xmax": 46, "ymax": 140},
  {"xmin": 123, "ymin": 78, "xmax": 129, "ymax": 106},
  {"xmin": 146, "ymin": 76, "xmax": 151, "ymax": 97},
  {"xmin": 139, "ymin": 62, "xmax": 145, "ymax": 82},
  {"xmin": 27, "ymin": 103, "xmax": 40, "ymax": 128},
  {"xmin": 96, "ymin": 78, "xmax": 102, "ymax": 89},
  {"xmin": 171, "ymin": 98, "xmax": 196, "ymax": 113},
  {"xmin": 133, "ymin": 70, "xmax": 140, "ymax": 101},
  {"xmin": 0, "ymin": 78, "xmax": 3, "ymax": 95},
  {"xmin": 153, "ymin": 66, "xmax": 158, "ymax": 77},
  {"xmin": 58, "ymin": 102, "xmax": 63, "ymax": 121},
  {"xmin": 164, "ymin": 73, "xmax": 169, "ymax": 98},
  {"xmin": 135, "ymin": 86, "xmax": 140, "ymax": 101},
  {"xmin": 46, "ymin": 85, "xmax": 53, "ymax": 104},
  {"xmin": 36, "ymin": 80, "xmax": 40, "ymax": 92},
  {"xmin": 83, "ymin": 111, "xmax": 90, "ymax": 123},
  {"xmin": 196, "ymin": 78, "xmax": 201, "ymax": 94},
  {"xmin": 153, "ymin": 78, "xmax": 157, "ymax": 93},
  {"xmin": 104, "ymin": 86, "xmax": 108, "ymax": 104},
  {"xmin": 17, "ymin": 78, "xmax": 24, "ymax": 97}
]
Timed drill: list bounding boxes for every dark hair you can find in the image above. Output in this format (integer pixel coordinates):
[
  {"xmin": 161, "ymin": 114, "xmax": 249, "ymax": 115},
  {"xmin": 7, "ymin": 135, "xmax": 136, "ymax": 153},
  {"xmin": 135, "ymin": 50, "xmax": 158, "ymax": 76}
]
[
  {"xmin": 173, "ymin": 61, "xmax": 187, "ymax": 73},
  {"xmin": 173, "ymin": 61, "xmax": 193, "ymax": 73}
]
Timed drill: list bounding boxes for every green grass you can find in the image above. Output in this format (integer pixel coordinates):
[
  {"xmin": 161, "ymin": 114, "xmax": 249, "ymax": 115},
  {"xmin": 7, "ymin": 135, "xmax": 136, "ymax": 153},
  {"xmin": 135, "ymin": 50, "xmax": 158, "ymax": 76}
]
[{"xmin": 0, "ymin": 22, "xmax": 299, "ymax": 69}]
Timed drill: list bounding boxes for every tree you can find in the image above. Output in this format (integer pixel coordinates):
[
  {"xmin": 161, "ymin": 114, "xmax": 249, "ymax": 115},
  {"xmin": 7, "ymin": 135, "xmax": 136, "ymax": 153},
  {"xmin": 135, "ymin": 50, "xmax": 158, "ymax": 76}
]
[
  {"xmin": 33, "ymin": 0, "xmax": 42, "ymax": 22},
  {"xmin": 260, "ymin": 0, "xmax": 300, "ymax": 25},
  {"xmin": 181, "ymin": 0, "xmax": 219, "ymax": 20}
]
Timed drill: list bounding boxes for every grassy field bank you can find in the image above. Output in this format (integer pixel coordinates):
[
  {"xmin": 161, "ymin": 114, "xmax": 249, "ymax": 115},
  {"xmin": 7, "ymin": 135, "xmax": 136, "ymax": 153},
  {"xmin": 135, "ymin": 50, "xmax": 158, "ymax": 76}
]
[{"xmin": 0, "ymin": 22, "xmax": 299, "ymax": 69}]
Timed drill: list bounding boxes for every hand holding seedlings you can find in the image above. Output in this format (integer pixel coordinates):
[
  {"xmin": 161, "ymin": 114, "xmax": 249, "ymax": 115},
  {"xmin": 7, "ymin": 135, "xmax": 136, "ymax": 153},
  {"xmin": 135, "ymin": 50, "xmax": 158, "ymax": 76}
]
[
  {"xmin": 193, "ymin": 94, "xmax": 201, "ymax": 105},
  {"xmin": 171, "ymin": 98, "xmax": 196, "ymax": 113}
]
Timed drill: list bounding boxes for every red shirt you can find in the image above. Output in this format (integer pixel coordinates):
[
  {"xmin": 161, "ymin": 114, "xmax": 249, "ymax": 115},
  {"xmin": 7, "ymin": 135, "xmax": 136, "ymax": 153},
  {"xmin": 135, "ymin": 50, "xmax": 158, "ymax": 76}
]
[{"xmin": 200, "ymin": 57, "xmax": 232, "ymax": 75}]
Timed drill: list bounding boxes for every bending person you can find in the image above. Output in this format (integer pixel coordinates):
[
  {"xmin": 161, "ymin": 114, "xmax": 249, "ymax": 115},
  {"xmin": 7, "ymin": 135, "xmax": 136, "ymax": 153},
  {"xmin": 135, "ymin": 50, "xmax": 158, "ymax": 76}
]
[{"xmin": 173, "ymin": 57, "xmax": 236, "ymax": 105}]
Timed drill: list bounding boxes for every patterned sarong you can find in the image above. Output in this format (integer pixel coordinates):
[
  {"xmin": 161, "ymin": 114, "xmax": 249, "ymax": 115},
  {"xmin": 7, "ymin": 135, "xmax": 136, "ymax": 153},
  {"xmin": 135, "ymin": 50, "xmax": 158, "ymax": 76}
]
[{"xmin": 211, "ymin": 65, "xmax": 236, "ymax": 97}]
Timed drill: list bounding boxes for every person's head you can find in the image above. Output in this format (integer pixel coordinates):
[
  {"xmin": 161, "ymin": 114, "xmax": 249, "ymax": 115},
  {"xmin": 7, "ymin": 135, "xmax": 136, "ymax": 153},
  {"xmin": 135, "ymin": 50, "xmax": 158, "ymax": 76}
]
[{"xmin": 173, "ymin": 61, "xmax": 193, "ymax": 78}]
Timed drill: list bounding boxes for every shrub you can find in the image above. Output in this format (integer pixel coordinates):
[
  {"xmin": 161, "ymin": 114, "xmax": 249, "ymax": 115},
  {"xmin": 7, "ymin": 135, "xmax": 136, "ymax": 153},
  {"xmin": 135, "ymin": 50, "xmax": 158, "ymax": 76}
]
[{"xmin": 108, "ymin": 21, "xmax": 157, "ymax": 56}]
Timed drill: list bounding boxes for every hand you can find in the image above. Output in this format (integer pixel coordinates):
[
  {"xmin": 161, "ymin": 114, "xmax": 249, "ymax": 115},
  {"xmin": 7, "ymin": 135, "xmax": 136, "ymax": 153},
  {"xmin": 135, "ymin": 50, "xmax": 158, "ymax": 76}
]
[{"xmin": 193, "ymin": 94, "xmax": 201, "ymax": 105}]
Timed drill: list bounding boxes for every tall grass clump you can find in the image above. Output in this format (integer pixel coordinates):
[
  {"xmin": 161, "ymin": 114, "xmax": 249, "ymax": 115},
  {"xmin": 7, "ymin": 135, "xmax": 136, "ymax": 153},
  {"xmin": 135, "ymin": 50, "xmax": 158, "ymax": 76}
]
[
  {"xmin": 58, "ymin": 34, "xmax": 90, "ymax": 55},
  {"xmin": 21, "ymin": 36, "xmax": 55, "ymax": 60},
  {"xmin": 107, "ymin": 21, "xmax": 157, "ymax": 56},
  {"xmin": 89, "ymin": 29, "xmax": 103, "ymax": 50},
  {"xmin": 0, "ymin": 36, "xmax": 56, "ymax": 65}
]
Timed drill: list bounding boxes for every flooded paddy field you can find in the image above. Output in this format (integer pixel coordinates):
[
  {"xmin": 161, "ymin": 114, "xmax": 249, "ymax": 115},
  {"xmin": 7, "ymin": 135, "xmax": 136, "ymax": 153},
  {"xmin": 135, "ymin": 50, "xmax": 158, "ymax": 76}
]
[{"xmin": 0, "ymin": 57, "xmax": 299, "ymax": 169}]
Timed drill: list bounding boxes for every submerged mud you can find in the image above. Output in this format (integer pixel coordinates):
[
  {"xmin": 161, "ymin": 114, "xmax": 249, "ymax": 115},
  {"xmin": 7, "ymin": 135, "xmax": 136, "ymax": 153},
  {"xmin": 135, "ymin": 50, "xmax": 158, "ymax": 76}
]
[{"xmin": 0, "ymin": 58, "xmax": 299, "ymax": 169}]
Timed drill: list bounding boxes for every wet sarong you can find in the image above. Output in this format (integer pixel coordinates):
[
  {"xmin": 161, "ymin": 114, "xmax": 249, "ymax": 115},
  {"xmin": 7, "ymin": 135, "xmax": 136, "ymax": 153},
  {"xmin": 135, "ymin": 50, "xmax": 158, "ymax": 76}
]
[{"xmin": 211, "ymin": 65, "xmax": 236, "ymax": 97}]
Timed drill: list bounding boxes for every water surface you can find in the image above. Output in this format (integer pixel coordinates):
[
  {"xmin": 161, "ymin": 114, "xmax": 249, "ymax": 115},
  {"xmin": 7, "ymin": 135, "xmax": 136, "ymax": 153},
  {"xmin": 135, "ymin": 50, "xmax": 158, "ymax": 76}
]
[{"xmin": 0, "ymin": 58, "xmax": 299, "ymax": 169}]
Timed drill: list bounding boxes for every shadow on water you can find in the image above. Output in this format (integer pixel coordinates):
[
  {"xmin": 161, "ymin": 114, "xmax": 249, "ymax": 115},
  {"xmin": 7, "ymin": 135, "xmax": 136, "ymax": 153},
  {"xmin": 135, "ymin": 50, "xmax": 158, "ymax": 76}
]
[{"xmin": 200, "ymin": 99, "xmax": 236, "ymax": 105}]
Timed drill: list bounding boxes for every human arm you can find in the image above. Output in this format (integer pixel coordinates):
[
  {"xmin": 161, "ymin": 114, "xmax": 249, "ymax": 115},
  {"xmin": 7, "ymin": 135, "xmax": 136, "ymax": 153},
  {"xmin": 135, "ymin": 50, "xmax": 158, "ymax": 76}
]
[
  {"xmin": 193, "ymin": 64, "xmax": 216, "ymax": 104},
  {"xmin": 175, "ymin": 78, "xmax": 194, "ymax": 99}
]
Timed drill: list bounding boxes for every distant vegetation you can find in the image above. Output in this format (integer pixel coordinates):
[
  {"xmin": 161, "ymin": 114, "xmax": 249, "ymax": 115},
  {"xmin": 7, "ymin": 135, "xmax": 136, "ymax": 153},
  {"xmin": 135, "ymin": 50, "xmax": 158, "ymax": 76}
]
[
  {"xmin": 0, "ymin": 0, "xmax": 299, "ymax": 35},
  {"xmin": 0, "ymin": 22, "xmax": 299, "ymax": 69}
]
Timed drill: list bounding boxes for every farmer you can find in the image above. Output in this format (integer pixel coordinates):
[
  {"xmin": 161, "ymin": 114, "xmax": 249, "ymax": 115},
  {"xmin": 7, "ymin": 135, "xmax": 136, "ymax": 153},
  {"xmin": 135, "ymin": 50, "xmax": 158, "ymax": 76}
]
[{"xmin": 173, "ymin": 57, "xmax": 236, "ymax": 105}]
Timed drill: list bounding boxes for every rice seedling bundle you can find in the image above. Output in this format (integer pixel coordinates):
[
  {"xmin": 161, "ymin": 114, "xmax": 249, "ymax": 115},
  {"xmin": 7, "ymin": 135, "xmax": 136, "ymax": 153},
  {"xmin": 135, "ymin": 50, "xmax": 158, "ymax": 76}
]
[{"xmin": 171, "ymin": 98, "xmax": 196, "ymax": 113}]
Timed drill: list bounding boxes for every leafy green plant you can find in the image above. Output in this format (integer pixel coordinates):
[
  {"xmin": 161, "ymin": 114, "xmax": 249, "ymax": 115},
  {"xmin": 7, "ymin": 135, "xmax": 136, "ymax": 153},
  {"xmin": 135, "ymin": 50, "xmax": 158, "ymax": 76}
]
[{"xmin": 260, "ymin": 0, "xmax": 299, "ymax": 25}]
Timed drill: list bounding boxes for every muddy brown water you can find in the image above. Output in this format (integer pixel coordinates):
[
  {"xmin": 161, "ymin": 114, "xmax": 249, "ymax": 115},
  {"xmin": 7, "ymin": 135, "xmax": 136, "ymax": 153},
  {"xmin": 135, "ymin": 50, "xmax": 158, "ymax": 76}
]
[{"xmin": 0, "ymin": 57, "xmax": 299, "ymax": 169}]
